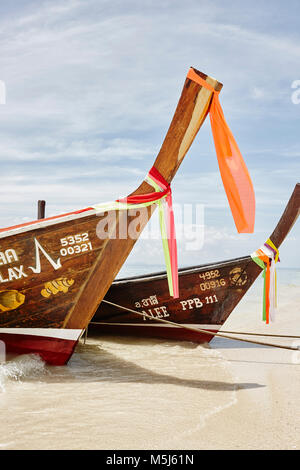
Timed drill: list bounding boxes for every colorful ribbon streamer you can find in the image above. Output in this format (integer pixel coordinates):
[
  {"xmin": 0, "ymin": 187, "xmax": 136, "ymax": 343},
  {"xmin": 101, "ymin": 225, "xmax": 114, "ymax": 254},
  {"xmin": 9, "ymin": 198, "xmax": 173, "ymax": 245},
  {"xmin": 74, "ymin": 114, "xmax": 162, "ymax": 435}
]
[
  {"xmin": 251, "ymin": 239, "xmax": 280, "ymax": 323},
  {"xmin": 187, "ymin": 68, "xmax": 255, "ymax": 234},
  {"xmin": 93, "ymin": 167, "xmax": 179, "ymax": 298},
  {"xmin": 91, "ymin": 69, "xmax": 256, "ymax": 298}
]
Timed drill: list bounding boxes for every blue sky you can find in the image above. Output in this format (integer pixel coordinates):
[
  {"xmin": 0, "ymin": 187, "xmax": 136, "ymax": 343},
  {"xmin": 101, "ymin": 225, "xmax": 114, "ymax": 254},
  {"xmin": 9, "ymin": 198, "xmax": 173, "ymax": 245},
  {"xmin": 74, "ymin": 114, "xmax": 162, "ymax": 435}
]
[{"xmin": 0, "ymin": 0, "xmax": 299, "ymax": 273}]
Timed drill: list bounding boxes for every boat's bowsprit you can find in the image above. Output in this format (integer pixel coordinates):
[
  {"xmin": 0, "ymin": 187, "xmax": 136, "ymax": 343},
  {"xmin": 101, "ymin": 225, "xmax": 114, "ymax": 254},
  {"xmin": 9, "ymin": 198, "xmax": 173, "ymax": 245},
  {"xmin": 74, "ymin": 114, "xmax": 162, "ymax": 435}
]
[
  {"xmin": 0, "ymin": 67, "xmax": 224, "ymax": 365},
  {"xmin": 91, "ymin": 184, "xmax": 300, "ymax": 344}
]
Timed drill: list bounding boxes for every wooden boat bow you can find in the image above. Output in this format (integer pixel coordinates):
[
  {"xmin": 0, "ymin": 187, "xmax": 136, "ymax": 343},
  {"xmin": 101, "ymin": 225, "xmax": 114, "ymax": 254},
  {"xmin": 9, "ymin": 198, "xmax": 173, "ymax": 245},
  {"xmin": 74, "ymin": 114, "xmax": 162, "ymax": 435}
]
[
  {"xmin": 64, "ymin": 68, "xmax": 223, "ymax": 329},
  {"xmin": 91, "ymin": 182, "xmax": 299, "ymax": 343},
  {"xmin": 3, "ymin": 68, "xmax": 295, "ymax": 364},
  {"xmin": 217, "ymin": 182, "xmax": 300, "ymax": 324},
  {"xmin": 136, "ymin": 68, "xmax": 222, "ymax": 187},
  {"xmin": 269, "ymin": 183, "xmax": 300, "ymax": 248},
  {"xmin": 0, "ymin": 67, "xmax": 226, "ymax": 364}
]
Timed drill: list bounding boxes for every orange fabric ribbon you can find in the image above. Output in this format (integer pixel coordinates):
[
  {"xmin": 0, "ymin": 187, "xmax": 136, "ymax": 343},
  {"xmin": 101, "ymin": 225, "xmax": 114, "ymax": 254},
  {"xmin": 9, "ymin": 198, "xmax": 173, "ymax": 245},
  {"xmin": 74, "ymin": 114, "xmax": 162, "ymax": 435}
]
[{"xmin": 187, "ymin": 68, "xmax": 255, "ymax": 233}]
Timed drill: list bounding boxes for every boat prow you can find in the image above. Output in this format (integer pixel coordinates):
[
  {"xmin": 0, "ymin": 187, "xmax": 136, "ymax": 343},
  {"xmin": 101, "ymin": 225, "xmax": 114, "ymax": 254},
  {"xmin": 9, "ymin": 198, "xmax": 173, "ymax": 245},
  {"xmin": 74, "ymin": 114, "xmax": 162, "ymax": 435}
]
[
  {"xmin": 91, "ymin": 183, "xmax": 300, "ymax": 343},
  {"xmin": 0, "ymin": 68, "xmax": 223, "ymax": 364}
]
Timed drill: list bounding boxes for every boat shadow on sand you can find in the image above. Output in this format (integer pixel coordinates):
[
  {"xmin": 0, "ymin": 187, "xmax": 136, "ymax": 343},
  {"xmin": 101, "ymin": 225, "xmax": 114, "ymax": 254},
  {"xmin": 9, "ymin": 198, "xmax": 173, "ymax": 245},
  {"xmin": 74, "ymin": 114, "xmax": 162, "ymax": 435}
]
[{"xmin": 14, "ymin": 339, "xmax": 265, "ymax": 392}]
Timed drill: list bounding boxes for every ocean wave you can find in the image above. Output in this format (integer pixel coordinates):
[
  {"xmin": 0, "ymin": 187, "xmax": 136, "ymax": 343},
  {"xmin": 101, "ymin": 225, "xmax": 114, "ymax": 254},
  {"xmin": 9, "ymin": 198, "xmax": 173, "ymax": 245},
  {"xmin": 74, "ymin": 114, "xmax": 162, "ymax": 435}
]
[{"xmin": 0, "ymin": 354, "xmax": 47, "ymax": 392}]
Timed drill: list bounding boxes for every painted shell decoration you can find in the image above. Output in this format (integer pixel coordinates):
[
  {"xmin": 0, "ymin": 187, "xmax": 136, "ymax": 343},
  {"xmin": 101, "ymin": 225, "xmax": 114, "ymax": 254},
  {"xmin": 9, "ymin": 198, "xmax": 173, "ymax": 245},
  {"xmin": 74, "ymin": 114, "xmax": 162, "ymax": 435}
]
[
  {"xmin": 41, "ymin": 278, "xmax": 74, "ymax": 298},
  {"xmin": 0, "ymin": 290, "xmax": 25, "ymax": 312},
  {"xmin": 229, "ymin": 267, "xmax": 248, "ymax": 287}
]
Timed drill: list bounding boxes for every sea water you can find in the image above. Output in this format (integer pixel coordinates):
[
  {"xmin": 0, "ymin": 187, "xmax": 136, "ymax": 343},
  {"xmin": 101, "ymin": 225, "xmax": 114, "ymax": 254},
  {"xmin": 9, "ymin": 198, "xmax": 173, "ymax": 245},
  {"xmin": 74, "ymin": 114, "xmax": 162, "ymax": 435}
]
[{"xmin": 0, "ymin": 268, "xmax": 299, "ymax": 450}]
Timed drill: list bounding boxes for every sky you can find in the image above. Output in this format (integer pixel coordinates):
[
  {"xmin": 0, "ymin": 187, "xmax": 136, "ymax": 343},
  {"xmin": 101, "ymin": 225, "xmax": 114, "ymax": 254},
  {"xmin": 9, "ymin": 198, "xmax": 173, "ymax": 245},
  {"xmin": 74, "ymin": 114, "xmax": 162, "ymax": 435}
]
[{"xmin": 0, "ymin": 0, "xmax": 299, "ymax": 275}]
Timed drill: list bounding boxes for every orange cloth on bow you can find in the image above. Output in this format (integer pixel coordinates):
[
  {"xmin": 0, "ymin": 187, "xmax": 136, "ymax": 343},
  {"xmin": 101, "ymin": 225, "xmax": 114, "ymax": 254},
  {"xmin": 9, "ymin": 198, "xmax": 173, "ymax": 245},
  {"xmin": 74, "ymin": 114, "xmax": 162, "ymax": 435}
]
[{"xmin": 187, "ymin": 68, "xmax": 255, "ymax": 233}]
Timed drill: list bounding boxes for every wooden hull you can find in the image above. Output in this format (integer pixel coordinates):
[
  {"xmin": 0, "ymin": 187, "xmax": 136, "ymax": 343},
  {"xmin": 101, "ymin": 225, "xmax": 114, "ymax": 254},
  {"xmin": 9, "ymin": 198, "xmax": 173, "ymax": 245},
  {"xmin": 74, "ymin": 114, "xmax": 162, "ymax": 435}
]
[
  {"xmin": 92, "ymin": 183, "xmax": 300, "ymax": 344},
  {"xmin": 91, "ymin": 256, "xmax": 257, "ymax": 343},
  {"xmin": 0, "ymin": 210, "xmax": 112, "ymax": 364},
  {"xmin": 0, "ymin": 67, "xmax": 223, "ymax": 365}
]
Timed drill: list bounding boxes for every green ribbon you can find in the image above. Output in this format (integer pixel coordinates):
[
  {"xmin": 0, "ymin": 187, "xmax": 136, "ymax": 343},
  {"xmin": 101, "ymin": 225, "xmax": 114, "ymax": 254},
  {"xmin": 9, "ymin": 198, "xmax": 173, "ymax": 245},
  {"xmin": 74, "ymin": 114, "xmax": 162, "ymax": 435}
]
[
  {"xmin": 148, "ymin": 178, "xmax": 174, "ymax": 296},
  {"xmin": 92, "ymin": 175, "xmax": 175, "ymax": 297},
  {"xmin": 251, "ymin": 254, "xmax": 267, "ymax": 322}
]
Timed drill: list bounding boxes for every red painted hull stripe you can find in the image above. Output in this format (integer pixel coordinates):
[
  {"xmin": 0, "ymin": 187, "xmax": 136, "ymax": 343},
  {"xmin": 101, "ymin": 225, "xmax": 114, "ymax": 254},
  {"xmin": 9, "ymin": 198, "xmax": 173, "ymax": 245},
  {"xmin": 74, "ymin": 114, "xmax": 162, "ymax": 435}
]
[
  {"xmin": 0, "ymin": 207, "xmax": 93, "ymax": 233},
  {"xmin": 0, "ymin": 332, "xmax": 78, "ymax": 366},
  {"xmin": 89, "ymin": 324, "xmax": 218, "ymax": 344}
]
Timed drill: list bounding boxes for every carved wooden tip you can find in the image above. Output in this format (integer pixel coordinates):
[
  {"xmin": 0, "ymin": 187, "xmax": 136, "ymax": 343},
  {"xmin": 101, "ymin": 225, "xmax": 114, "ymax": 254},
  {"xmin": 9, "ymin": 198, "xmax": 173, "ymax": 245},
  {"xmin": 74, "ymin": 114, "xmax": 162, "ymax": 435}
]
[
  {"xmin": 188, "ymin": 66, "xmax": 223, "ymax": 92},
  {"xmin": 291, "ymin": 183, "xmax": 300, "ymax": 202}
]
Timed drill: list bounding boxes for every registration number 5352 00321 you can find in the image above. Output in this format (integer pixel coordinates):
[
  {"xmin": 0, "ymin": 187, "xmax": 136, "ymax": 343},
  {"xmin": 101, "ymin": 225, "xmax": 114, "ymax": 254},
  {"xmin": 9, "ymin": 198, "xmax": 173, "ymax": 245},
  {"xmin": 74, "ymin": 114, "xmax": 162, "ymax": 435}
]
[{"xmin": 60, "ymin": 233, "xmax": 93, "ymax": 256}]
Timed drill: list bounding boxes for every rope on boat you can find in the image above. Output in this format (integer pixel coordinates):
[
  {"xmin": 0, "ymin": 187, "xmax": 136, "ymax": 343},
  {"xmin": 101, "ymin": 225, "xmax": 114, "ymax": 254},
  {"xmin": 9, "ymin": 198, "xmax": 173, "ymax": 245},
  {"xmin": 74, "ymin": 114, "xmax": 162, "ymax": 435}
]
[
  {"xmin": 92, "ymin": 300, "xmax": 300, "ymax": 352},
  {"xmin": 217, "ymin": 330, "xmax": 300, "ymax": 339}
]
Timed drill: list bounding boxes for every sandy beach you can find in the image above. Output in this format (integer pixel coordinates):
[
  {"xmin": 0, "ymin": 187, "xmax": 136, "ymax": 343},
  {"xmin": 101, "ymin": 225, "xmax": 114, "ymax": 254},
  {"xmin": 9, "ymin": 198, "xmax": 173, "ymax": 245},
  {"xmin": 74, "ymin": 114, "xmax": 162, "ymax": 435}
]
[
  {"xmin": 200, "ymin": 277, "xmax": 300, "ymax": 450},
  {"xmin": 0, "ymin": 272, "xmax": 298, "ymax": 451},
  {"xmin": 0, "ymin": 0, "xmax": 300, "ymax": 455},
  {"xmin": 189, "ymin": 338, "xmax": 300, "ymax": 450}
]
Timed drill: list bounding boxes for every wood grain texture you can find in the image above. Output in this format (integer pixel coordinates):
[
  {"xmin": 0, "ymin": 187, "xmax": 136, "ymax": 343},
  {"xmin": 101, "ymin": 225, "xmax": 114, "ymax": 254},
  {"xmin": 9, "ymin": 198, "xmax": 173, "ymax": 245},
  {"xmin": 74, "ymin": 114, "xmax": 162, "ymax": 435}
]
[
  {"xmin": 0, "ymin": 68, "xmax": 223, "ymax": 334},
  {"xmin": 64, "ymin": 68, "xmax": 223, "ymax": 329},
  {"xmin": 91, "ymin": 184, "xmax": 300, "ymax": 342},
  {"xmin": 94, "ymin": 256, "xmax": 253, "ymax": 328},
  {"xmin": 0, "ymin": 213, "xmax": 104, "ymax": 329}
]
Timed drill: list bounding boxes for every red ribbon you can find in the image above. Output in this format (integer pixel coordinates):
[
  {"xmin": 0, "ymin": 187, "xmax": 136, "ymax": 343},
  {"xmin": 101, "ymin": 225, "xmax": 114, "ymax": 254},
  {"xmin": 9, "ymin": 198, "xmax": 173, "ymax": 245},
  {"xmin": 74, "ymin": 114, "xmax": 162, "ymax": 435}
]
[
  {"xmin": 118, "ymin": 167, "xmax": 179, "ymax": 298},
  {"xmin": 148, "ymin": 167, "xmax": 179, "ymax": 299}
]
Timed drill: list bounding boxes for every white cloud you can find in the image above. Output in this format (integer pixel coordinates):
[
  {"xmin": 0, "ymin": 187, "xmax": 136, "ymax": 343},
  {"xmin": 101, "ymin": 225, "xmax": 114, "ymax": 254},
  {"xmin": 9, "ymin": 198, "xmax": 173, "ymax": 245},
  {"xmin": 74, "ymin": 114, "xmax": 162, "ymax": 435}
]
[
  {"xmin": 0, "ymin": 135, "xmax": 155, "ymax": 162},
  {"xmin": 0, "ymin": 0, "xmax": 299, "ymax": 268},
  {"xmin": 251, "ymin": 87, "xmax": 265, "ymax": 99}
]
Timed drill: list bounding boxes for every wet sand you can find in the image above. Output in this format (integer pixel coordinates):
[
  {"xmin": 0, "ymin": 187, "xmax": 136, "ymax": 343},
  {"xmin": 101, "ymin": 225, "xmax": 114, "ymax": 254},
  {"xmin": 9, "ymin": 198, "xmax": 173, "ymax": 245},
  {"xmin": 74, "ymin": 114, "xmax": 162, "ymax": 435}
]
[
  {"xmin": 200, "ymin": 280, "xmax": 300, "ymax": 450},
  {"xmin": 188, "ymin": 337, "xmax": 300, "ymax": 449},
  {"xmin": 0, "ymin": 277, "xmax": 299, "ymax": 450}
]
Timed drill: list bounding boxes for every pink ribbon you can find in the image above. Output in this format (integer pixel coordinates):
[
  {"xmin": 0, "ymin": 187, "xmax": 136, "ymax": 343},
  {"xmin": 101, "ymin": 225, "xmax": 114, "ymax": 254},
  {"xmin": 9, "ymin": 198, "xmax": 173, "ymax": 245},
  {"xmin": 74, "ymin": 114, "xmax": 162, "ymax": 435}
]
[{"xmin": 118, "ymin": 166, "xmax": 179, "ymax": 298}]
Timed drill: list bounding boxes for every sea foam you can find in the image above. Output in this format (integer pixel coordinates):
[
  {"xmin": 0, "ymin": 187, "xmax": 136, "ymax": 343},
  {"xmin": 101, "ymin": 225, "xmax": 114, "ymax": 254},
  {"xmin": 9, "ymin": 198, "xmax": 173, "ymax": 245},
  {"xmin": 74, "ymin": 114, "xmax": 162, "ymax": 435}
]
[{"xmin": 0, "ymin": 354, "xmax": 46, "ymax": 392}]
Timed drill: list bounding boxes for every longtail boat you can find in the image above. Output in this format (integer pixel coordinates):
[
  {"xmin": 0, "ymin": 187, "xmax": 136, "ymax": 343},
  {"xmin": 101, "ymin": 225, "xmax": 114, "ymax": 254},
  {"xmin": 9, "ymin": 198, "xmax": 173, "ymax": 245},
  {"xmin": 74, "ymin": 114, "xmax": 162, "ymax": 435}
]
[
  {"xmin": 90, "ymin": 184, "xmax": 300, "ymax": 343},
  {"xmin": 0, "ymin": 67, "xmax": 231, "ymax": 365}
]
